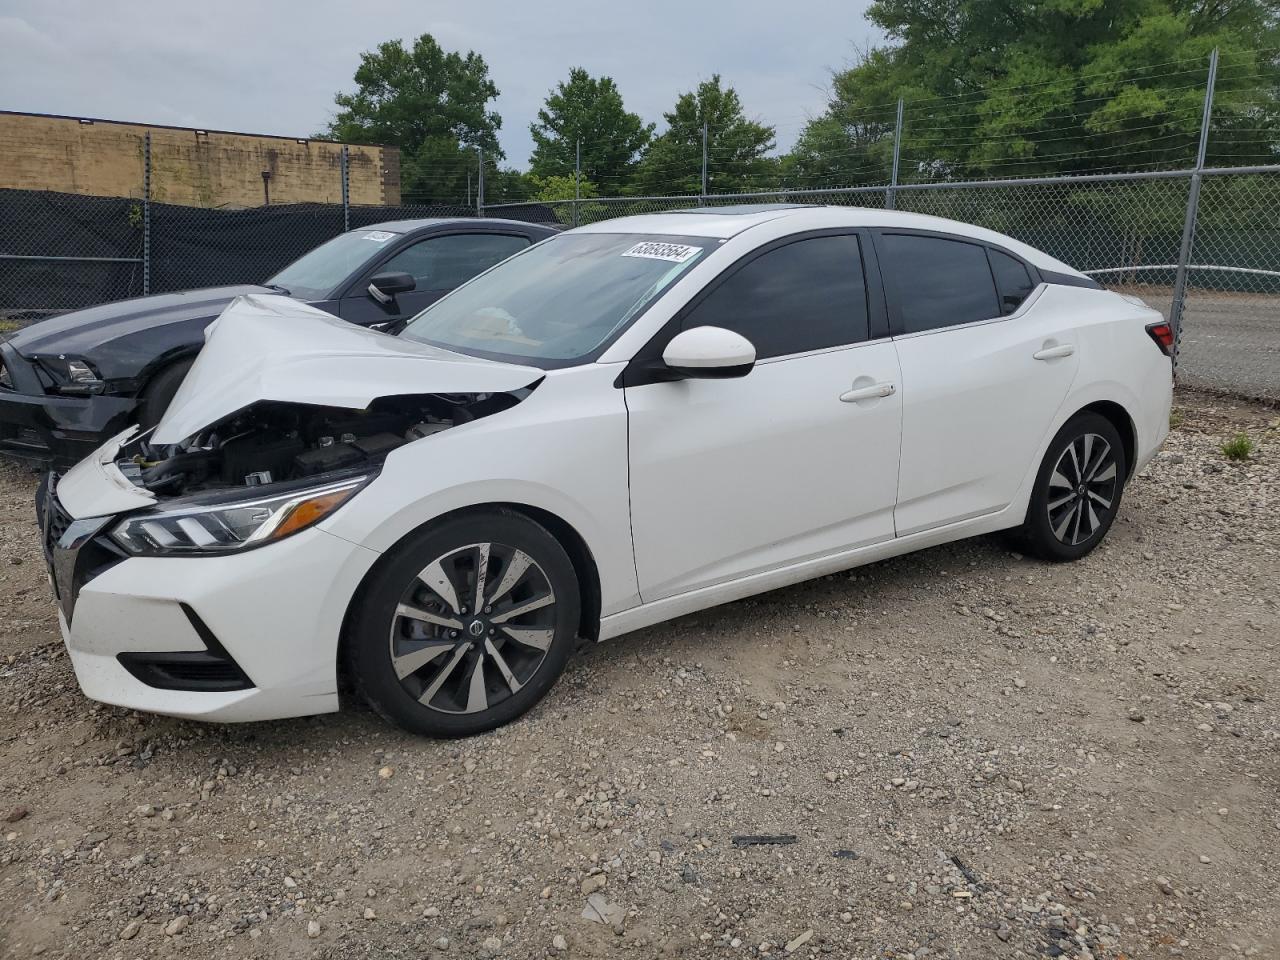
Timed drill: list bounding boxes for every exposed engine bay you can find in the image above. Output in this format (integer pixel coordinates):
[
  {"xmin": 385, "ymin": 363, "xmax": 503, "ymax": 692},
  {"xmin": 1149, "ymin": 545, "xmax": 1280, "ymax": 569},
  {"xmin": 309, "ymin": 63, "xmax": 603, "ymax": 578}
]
[{"xmin": 117, "ymin": 392, "xmax": 525, "ymax": 497}]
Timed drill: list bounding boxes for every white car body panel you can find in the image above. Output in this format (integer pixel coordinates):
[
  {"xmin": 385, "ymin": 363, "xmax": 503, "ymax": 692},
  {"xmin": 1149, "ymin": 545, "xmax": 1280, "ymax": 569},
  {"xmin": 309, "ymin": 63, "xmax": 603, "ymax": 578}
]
[
  {"xmin": 44, "ymin": 206, "xmax": 1172, "ymax": 725},
  {"xmin": 56, "ymin": 426, "xmax": 155, "ymax": 517},
  {"xmin": 153, "ymin": 294, "xmax": 542, "ymax": 445},
  {"xmin": 627, "ymin": 340, "xmax": 902, "ymax": 599},
  {"xmin": 892, "ymin": 284, "xmax": 1082, "ymax": 535}
]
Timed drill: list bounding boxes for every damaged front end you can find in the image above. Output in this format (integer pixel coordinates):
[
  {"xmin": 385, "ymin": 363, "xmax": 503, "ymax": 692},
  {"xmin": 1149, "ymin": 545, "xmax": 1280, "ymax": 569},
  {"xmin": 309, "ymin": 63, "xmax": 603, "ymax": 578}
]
[
  {"xmin": 105, "ymin": 391, "xmax": 528, "ymax": 555},
  {"xmin": 53, "ymin": 294, "xmax": 545, "ymax": 556}
]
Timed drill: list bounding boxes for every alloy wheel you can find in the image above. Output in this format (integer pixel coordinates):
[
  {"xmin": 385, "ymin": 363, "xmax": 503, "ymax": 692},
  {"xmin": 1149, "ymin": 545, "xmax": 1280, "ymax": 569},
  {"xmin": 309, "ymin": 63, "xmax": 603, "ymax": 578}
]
[
  {"xmin": 1046, "ymin": 433, "xmax": 1119, "ymax": 546},
  {"xmin": 388, "ymin": 542, "xmax": 557, "ymax": 714}
]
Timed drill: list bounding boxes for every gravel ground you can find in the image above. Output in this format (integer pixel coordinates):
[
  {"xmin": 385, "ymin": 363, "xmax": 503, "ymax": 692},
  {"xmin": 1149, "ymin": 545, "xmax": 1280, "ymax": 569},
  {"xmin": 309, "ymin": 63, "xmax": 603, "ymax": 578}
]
[{"xmin": 0, "ymin": 388, "xmax": 1277, "ymax": 960}]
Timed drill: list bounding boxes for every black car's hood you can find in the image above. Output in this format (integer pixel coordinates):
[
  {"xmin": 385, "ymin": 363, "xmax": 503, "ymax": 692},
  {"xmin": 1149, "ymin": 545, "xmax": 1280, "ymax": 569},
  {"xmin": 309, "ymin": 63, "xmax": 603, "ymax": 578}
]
[{"xmin": 5, "ymin": 285, "xmax": 274, "ymax": 358}]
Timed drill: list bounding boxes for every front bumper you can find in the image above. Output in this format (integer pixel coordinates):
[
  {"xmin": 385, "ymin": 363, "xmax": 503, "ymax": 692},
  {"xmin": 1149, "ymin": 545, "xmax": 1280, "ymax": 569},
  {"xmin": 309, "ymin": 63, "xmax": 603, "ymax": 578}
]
[
  {"xmin": 38, "ymin": 478, "xmax": 382, "ymax": 723},
  {"xmin": 0, "ymin": 342, "xmax": 137, "ymax": 469}
]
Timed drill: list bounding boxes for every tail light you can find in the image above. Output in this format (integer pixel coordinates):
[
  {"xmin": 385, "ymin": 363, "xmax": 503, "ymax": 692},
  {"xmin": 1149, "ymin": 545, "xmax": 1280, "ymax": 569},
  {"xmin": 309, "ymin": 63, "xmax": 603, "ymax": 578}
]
[{"xmin": 1146, "ymin": 321, "xmax": 1175, "ymax": 356}]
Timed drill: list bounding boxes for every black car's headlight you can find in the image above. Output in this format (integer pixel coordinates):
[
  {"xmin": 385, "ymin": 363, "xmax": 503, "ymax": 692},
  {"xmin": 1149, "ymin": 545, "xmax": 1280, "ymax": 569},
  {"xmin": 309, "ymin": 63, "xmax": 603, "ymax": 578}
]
[
  {"xmin": 110, "ymin": 476, "xmax": 367, "ymax": 556},
  {"xmin": 0, "ymin": 358, "xmax": 12, "ymax": 391},
  {"xmin": 36, "ymin": 355, "xmax": 106, "ymax": 395}
]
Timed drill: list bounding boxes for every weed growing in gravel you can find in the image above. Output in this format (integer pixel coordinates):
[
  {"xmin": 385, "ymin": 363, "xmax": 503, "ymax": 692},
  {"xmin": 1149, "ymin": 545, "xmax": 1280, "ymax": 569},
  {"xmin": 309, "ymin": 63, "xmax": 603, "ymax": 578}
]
[
  {"xmin": 1221, "ymin": 432, "xmax": 1255, "ymax": 461},
  {"xmin": 1169, "ymin": 409, "xmax": 1185, "ymax": 430}
]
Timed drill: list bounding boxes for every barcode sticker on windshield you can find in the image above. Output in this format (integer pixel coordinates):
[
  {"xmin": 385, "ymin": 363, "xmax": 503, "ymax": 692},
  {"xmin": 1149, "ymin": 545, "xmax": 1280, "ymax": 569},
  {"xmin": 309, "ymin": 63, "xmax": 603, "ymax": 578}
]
[
  {"xmin": 362, "ymin": 230, "xmax": 395, "ymax": 242},
  {"xmin": 621, "ymin": 241, "xmax": 699, "ymax": 263}
]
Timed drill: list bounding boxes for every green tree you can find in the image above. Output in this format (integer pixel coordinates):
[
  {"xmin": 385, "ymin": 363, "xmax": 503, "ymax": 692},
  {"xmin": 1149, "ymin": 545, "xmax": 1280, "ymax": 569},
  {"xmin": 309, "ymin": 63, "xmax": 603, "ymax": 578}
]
[
  {"xmin": 634, "ymin": 76, "xmax": 778, "ymax": 195},
  {"xmin": 529, "ymin": 68, "xmax": 654, "ymax": 190},
  {"xmin": 790, "ymin": 1, "xmax": 1280, "ymax": 183},
  {"xmin": 326, "ymin": 34, "xmax": 504, "ymax": 203},
  {"xmin": 527, "ymin": 174, "xmax": 600, "ymax": 202}
]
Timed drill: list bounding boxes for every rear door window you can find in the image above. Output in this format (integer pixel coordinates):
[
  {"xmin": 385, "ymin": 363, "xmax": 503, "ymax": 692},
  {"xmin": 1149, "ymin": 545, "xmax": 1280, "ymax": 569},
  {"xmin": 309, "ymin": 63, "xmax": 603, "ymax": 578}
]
[
  {"xmin": 989, "ymin": 249, "xmax": 1036, "ymax": 315},
  {"xmin": 880, "ymin": 233, "xmax": 1000, "ymax": 334}
]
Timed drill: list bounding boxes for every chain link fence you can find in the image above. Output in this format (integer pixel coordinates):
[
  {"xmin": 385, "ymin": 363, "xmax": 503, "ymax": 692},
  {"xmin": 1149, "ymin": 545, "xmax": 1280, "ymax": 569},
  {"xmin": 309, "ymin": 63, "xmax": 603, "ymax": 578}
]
[{"xmin": 2, "ymin": 135, "xmax": 1276, "ymax": 402}]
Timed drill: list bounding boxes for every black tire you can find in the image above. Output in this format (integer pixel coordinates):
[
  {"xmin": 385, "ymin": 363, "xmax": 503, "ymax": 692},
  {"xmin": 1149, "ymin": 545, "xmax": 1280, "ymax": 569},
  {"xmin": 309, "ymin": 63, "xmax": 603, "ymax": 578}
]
[
  {"xmin": 347, "ymin": 510, "xmax": 580, "ymax": 737},
  {"xmin": 1019, "ymin": 412, "xmax": 1127, "ymax": 562},
  {"xmin": 137, "ymin": 359, "xmax": 194, "ymax": 429}
]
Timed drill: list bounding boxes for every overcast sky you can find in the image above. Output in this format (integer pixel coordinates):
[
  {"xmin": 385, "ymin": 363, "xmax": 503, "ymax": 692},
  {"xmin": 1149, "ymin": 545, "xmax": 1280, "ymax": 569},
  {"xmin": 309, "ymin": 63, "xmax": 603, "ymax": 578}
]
[{"xmin": 0, "ymin": 0, "xmax": 880, "ymax": 167}]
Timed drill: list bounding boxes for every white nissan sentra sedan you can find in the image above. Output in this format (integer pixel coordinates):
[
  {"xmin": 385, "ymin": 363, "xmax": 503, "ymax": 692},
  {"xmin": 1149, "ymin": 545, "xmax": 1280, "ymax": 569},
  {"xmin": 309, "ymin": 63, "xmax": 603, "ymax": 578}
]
[{"xmin": 39, "ymin": 204, "xmax": 1173, "ymax": 737}]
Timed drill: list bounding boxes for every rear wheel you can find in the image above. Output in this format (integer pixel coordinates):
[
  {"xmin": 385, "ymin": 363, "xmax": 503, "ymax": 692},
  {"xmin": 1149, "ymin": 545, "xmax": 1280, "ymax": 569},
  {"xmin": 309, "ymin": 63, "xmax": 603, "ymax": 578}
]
[
  {"xmin": 347, "ymin": 511, "xmax": 580, "ymax": 737},
  {"xmin": 137, "ymin": 359, "xmax": 193, "ymax": 430},
  {"xmin": 1019, "ymin": 412, "xmax": 1126, "ymax": 562}
]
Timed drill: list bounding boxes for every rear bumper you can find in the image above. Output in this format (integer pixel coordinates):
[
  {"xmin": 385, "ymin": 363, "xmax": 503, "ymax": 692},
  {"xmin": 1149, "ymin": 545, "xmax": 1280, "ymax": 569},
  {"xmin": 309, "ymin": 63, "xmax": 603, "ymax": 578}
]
[{"xmin": 0, "ymin": 342, "xmax": 136, "ymax": 469}]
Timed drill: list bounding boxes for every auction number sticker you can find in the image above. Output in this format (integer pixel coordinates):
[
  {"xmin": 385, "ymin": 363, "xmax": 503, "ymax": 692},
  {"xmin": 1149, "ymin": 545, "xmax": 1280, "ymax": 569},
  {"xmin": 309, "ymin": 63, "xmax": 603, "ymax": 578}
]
[
  {"xmin": 621, "ymin": 241, "xmax": 700, "ymax": 263},
  {"xmin": 362, "ymin": 230, "xmax": 395, "ymax": 242}
]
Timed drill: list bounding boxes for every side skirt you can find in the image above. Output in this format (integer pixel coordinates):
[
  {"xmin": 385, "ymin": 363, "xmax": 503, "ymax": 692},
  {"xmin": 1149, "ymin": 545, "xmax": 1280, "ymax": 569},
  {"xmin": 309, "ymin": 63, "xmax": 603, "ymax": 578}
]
[{"xmin": 597, "ymin": 504, "xmax": 1021, "ymax": 642}]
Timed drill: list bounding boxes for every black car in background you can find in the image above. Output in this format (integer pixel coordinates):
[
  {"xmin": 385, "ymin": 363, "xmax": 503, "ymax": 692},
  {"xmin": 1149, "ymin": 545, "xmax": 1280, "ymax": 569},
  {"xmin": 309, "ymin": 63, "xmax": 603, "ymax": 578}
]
[{"xmin": 0, "ymin": 218, "xmax": 556, "ymax": 468}]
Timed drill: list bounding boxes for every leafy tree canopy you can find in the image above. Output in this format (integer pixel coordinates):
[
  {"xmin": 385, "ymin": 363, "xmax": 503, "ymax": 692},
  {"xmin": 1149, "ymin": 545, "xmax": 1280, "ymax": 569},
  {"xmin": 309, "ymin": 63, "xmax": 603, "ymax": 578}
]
[
  {"xmin": 529, "ymin": 68, "xmax": 654, "ymax": 188},
  {"xmin": 634, "ymin": 75, "xmax": 778, "ymax": 195},
  {"xmin": 789, "ymin": 0, "xmax": 1280, "ymax": 184},
  {"xmin": 326, "ymin": 34, "xmax": 503, "ymax": 202}
]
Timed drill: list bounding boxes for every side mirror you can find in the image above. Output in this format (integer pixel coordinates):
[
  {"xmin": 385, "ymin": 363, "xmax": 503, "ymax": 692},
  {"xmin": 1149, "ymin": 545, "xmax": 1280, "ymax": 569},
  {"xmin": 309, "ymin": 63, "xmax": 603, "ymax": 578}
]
[
  {"xmin": 368, "ymin": 271, "xmax": 415, "ymax": 304},
  {"xmin": 661, "ymin": 326, "xmax": 756, "ymax": 380}
]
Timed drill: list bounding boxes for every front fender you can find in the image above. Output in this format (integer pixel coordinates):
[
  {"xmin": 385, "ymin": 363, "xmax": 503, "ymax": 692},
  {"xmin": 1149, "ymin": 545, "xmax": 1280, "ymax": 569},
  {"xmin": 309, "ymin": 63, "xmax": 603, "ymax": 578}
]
[{"xmin": 319, "ymin": 363, "xmax": 640, "ymax": 618}]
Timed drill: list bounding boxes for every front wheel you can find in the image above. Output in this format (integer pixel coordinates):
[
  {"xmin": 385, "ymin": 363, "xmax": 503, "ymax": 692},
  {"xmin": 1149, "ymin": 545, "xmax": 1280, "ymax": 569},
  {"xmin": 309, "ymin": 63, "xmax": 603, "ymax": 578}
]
[
  {"xmin": 347, "ymin": 511, "xmax": 580, "ymax": 737},
  {"xmin": 1018, "ymin": 412, "xmax": 1127, "ymax": 562}
]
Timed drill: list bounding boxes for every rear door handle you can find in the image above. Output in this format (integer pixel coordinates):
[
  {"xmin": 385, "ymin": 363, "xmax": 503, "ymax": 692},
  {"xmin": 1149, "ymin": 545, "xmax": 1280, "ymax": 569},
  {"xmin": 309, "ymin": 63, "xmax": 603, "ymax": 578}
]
[
  {"xmin": 840, "ymin": 382, "xmax": 896, "ymax": 403},
  {"xmin": 1033, "ymin": 344, "xmax": 1075, "ymax": 360}
]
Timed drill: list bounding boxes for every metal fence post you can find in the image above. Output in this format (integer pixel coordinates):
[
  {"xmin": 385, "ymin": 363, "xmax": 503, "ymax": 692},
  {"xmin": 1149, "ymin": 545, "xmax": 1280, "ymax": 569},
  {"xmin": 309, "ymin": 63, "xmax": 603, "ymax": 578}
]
[
  {"xmin": 700, "ymin": 121, "xmax": 709, "ymax": 205},
  {"xmin": 1170, "ymin": 47, "xmax": 1219, "ymax": 363},
  {"xmin": 476, "ymin": 146, "xmax": 485, "ymax": 216},
  {"xmin": 340, "ymin": 145, "xmax": 350, "ymax": 233},
  {"xmin": 886, "ymin": 97, "xmax": 904, "ymax": 210},
  {"xmin": 142, "ymin": 132, "xmax": 151, "ymax": 296},
  {"xmin": 574, "ymin": 138, "xmax": 581, "ymax": 228}
]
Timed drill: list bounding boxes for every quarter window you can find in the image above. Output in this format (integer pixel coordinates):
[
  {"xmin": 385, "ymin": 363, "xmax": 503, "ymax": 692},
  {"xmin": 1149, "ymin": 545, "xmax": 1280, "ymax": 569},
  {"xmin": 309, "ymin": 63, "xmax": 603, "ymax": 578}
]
[
  {"xmin": 881, "ymin": 234, "xmax": 1000, "ymax": 334},
  {"xmin": 379, "ymin": 233, "xmax": 530, "ymax": 291},
  {"xmin": 989, "ymin": 249, "xmax": 1036, "ymax": 314},
  {"xmin": 680, "ymin": 235, "xmax": 869, "ymax": 359}
]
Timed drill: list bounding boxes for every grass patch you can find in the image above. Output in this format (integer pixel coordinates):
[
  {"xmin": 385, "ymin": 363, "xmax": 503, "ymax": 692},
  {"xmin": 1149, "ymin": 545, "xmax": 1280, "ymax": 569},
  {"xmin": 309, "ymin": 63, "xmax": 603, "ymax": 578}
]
[
  {"xmin": 1220, "ymin": 432, "xmax": 1254, "ymax": 461},
  {"xmin": 0, "ymin": 320, "xmax": 20, "ymax": 334},
  {"xmin": 1169, "ymin": 409, "xmax": 1185, "ymax": 430}
]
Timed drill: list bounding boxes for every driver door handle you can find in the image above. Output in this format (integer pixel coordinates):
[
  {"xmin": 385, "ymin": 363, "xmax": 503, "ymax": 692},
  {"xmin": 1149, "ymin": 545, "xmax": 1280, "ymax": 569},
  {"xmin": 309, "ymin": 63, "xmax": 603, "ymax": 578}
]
[
  {"xmin": 840, "ymin": 382, "xmax": 896, "ymax": 403},
  {"xmin": 1033, "ymin": 343, "xmax": 1075, "ymax": 360}
]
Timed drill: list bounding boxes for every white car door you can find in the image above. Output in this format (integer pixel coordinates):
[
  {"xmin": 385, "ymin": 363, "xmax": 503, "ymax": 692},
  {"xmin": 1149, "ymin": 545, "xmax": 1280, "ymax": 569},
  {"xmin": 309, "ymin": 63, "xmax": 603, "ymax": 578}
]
[
  {"xmin": 625, "ymin": 232, "xmax": 902, "ymax": 602},
  {"xmin": 877, "ymin": 231, "xmax": 1081, "ymax": 536}
]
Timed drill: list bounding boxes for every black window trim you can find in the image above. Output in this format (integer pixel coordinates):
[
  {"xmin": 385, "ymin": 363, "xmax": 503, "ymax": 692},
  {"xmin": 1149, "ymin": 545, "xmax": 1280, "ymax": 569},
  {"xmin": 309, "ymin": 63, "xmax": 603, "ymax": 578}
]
[
  {"xmin": 618, "ymin": 227, "xmax": 890, "ymax": 388},
  {"xmin": 871, "ymin": 227, "xmax": 1047, "ymax": 338},
  {"xmin": 339, "ymin": 227, "xmax": 541, "ymax": 300}
]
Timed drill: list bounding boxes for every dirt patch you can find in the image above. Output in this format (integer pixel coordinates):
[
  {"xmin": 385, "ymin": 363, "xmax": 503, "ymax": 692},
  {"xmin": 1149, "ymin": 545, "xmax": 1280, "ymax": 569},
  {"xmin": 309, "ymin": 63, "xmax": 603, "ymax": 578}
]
[{"xmin": 1, "ymin": 388, "xmax": 1277, "ymax": 959}]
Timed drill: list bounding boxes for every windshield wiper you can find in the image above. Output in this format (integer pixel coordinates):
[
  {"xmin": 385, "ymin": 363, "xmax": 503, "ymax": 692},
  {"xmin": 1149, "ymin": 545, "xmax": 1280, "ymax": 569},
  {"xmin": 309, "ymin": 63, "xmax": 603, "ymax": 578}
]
[{"xmin": 264, "ymin": 283, "xmax": 292, "ymax": 295}]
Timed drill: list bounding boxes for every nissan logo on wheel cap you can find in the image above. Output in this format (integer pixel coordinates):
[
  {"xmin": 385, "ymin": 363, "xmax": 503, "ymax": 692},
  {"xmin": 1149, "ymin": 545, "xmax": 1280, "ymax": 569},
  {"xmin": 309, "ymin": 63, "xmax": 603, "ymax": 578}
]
[{"xmin": 468, "ymin": 620, "xmax": 486, "ymax": 638}]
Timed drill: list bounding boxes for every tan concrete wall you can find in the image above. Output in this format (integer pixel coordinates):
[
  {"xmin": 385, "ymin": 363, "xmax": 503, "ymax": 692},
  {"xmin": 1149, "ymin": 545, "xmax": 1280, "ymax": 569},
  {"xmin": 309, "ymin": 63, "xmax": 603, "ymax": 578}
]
[{"xmin": 0, "ymin": 113, "xmax": 400, "ymax": 207}]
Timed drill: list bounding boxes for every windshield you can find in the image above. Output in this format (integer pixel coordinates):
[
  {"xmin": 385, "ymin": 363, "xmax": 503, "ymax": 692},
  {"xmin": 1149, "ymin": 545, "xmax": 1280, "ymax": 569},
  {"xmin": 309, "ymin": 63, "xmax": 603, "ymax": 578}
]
[
  {"xmin": 398, "ymin": 233, "xmax": 711, "ymax": 365},
  {"xmin": 266, "ymin": 229, "xmax": 401, "ymax": 300}
]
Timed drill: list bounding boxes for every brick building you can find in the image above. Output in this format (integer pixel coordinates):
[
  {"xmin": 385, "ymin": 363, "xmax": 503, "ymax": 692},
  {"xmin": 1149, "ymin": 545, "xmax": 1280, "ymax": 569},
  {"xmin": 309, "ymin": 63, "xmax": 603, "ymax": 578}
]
[{"xmin": 0, "ymin": 111, "xmax": 400, "ymax": 207}]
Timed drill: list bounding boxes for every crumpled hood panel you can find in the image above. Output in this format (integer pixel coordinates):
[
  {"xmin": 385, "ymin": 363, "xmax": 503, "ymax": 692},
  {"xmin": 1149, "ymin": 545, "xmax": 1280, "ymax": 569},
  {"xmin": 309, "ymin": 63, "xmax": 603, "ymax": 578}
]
[{"xmin": 151, "ymin": 295, "xmax": 543, "ymax": 444}]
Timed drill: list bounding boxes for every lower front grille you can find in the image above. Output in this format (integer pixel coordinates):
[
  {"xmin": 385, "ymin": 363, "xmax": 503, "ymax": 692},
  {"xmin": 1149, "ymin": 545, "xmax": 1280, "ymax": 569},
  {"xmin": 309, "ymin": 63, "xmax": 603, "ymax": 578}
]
[
  {"xmin": 117, "ymin": 652, "xmax": 252, "ymax": 692},
  {"xmin": 116, "ymin": 604, "xmax": 254, "ymax": 693}
]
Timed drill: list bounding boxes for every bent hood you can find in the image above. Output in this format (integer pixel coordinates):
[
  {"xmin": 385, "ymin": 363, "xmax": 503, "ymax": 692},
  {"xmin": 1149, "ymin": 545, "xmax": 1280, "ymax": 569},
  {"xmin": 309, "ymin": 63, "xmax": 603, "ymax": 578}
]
[
  {"xmin": 151, "ymin": 294, "xmax": 543, "ymax": 444},
  {"xmin": 3, "ymin": 285, "xmax": 273, "ymax": 358}
]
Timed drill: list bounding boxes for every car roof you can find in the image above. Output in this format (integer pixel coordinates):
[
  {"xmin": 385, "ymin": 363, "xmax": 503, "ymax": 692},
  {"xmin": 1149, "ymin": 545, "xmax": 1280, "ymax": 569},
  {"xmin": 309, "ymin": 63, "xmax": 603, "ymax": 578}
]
[
  {"xmin": 357, "ymin": 217, "xmax": 554, "ymax": 234},
  {"xmin": 571, "ymin": 204, "xmax": 1082, "ymax": 275}
]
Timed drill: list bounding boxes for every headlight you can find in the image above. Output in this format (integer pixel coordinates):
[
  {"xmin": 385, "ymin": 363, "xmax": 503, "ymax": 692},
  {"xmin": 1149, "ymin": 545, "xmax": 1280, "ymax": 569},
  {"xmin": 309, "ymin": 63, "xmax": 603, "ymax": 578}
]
[
  {"xmin": 110, "ymin": 476, "xmax": 367, "ymax": 556},
  {"xmin": 37, "ymin": 355, "xmax": 105, "ymax": 395},
  {"xmin": 0, "ymin": 359, "xmax": 12, "ymax": 390}
]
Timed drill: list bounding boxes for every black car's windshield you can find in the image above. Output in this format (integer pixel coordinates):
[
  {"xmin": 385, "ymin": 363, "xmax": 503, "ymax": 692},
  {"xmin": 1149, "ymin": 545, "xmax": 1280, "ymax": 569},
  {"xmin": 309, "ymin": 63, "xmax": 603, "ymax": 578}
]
[
  {"xmin": 265, "ymin": 229, "xmax": 402, "ymax": 300},
  {"xmin": 398, "ymin": 233, "xmax": 711, "ymax": 366}
]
